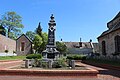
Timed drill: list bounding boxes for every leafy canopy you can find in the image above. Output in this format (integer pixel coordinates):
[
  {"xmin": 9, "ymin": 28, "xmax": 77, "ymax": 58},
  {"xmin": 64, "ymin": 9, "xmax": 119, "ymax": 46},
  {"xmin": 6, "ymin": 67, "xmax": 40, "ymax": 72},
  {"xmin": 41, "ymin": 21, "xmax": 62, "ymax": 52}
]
[
  {"xmin": 26, "ymin": 31, "xmax": 35, "ymax": 41},
  {"xmin": 33, "ymin": 34, "xmax": 43, "ymax": 53},
  {"xmin": 0, "ymin": 11, "xmax": 24, "ymax": 39},
  {"xmin": 39, "ymin": 32, "xmax": 48, "ymax": 52},
  {"xmin": 56, "ymin": 41, "xmax": 67, "ymax": 53}
]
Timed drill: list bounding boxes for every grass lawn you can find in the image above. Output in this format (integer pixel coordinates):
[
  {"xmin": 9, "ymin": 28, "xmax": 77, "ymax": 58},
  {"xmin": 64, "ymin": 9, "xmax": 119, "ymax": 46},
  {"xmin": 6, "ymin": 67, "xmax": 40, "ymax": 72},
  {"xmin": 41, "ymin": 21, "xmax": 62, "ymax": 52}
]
[{"xmin": 0, "ymin": 56, "xmax": 26, "ymax": 60}]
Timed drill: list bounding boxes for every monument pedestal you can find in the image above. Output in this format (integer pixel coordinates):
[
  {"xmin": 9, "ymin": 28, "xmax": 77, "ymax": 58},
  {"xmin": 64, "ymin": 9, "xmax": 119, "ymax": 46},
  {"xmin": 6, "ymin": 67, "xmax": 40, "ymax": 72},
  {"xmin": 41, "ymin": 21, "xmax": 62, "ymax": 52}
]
[{"xmin": 42, "ymin": 47, "xmax": 60, "ymax": 60}]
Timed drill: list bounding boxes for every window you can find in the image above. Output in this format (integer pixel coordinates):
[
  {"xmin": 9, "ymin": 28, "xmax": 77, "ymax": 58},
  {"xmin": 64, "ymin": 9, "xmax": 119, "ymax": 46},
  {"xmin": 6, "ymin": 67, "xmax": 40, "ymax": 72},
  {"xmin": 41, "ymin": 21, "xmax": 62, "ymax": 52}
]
[
  {"xmin": 115, "ymin": 35, "xmax": 120, "ymax": 53},
  {"xmin": 102, "ymin": 41, "xmax": 106, "ymax": 55},
  {"xmin": 21, "ymin": 42, "xmax": 25, "ymax": 51}
]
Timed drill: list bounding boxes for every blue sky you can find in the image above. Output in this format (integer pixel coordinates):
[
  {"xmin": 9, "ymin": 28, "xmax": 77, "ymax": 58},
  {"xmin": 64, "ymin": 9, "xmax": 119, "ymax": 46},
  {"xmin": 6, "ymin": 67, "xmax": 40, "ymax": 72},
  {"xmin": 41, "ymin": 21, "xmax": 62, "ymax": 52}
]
[{"xmin": 0, "ymin": 0, "xmax": 120, "ymax": 42}]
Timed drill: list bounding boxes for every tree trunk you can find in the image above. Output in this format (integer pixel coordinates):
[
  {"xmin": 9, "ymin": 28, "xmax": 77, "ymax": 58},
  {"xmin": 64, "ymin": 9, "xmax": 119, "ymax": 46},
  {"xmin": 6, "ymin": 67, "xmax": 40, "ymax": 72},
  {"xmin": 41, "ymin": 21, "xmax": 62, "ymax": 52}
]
[{"xmin": 8, "ymin": 28, "xmax": 10, "ymax": 38}]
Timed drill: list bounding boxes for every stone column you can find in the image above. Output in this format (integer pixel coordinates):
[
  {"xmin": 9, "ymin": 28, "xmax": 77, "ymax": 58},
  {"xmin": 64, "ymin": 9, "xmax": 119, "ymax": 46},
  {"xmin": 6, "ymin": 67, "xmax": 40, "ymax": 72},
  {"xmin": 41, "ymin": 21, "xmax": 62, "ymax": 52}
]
[
  {"xmin": 71, "ymin": 60, "xmax": 75, "ymax": 69},
  {"xmin": 48, "ymin": 60, "xmax": 53, "ymax": 68},
  {"xmin": 25, "ymin": 59, "xmax": 32, "ymax": 68}
]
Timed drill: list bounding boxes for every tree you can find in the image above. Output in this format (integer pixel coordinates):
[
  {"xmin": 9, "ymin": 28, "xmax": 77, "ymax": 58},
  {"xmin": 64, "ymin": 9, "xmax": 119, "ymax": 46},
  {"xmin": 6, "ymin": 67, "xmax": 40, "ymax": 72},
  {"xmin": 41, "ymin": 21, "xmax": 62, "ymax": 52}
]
[
  {"xmin": 33, "ymin": 34, "xmax": 43, "ymax": 53},
  {"xmin": 39, "ymin": 32, "xmax": 48, "ymax": 52},
  {"xmin": 0, "ymin": 11, "xmax": 24, "ymax": 39},
  {"xmin": 0, "ymin": 24, "xmax": 6, "ymax": 36},
  {"xmin": 26, "ymin": 31, "xmax": 36, "ymax": 41},
  {"xmin": 36, "ymin": 22, "xmax": 42, "ymax": 37},
  {"xmin": 56, "ymin": 41, "xmax": 67, "ymax": 54},
  {"xmin": 35, "ymin": 22, "xmax": 48, "ymax": 53}
]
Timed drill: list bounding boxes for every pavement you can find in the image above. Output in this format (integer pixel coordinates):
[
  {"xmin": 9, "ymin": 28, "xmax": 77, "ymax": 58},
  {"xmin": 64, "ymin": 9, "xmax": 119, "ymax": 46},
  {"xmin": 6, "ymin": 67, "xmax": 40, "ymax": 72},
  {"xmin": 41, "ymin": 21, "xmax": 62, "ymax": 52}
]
[
  {"xmin": 0, "ymin": 60, "xmax": 22, "ymax": 69},
  {"xmin": 0, "ymin": 60, "xmax": 119, "ymax": 80},
  {"xmin": 76, "ymin": 62, "xmax": 120, "ymax": 80},
  {"xmin": 0, "ymin": 53, "xmax": 16, "ymax": 56},
  {"xmin": 0, "ymin": 76, "xmax": 100, "ymax": 80}
]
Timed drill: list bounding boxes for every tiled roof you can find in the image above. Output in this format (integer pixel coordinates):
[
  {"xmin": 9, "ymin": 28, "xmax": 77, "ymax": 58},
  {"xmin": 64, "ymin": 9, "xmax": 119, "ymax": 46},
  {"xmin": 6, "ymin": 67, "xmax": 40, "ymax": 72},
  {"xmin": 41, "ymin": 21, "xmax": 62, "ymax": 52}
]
[
  {"xmin": 112, "ymin": 11, "xmax": 120, "ymax": 21},
  {"xmin": 107, "ymin": 12, "xmax": 120, "ymax": 24},
  {"xmin": 16, "ymin": 34, "xmax": 32, "ymax": 43},
  {"xmin": 98, "ymin": 21, "xmax": 120, "ymax": 38},
  {"xmin": 64, "ymin": 42, "xmax": 92, "ymax": 49},
  {"xmin": 98, "ymin": 12, "xmax": 120, "ymax": 38},
  {"xmin": 64, "ymin": 42, "xmax": 99, "ymax": 54},
  {"xmin": 92, "ymin": 43, "xmax": 99, "ymax": 53}
]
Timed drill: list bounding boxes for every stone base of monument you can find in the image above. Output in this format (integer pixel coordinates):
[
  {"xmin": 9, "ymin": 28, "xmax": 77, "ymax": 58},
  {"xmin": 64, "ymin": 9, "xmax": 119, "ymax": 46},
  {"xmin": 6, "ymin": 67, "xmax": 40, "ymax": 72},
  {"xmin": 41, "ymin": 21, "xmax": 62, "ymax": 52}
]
[
  {"xmin": 42, "ymin": 49, "xmax": 60, "ymax": 60},
  {"xmin": 42, "ymin": 49, "xmax": 60, "ymax": 68}
]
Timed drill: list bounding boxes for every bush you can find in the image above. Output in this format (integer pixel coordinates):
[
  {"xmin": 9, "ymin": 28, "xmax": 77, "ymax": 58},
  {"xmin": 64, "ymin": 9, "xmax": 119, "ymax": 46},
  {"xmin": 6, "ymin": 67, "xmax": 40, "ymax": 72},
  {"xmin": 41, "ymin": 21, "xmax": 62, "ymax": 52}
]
[
  {"xmin": 13, "ymin": 51, "xmax": 16, "ymax": 54},
  {"xmin": 41, "ymin": 61, "xmax": 48, "ymax": 68},
  {"xmin": 52, "ymin": 61, "xmax": 62, "ymax": 68},
  {"xmin": 112, "ymin": 52, "xmax": 120, "ymax": 56},
  {"xmin": 82, "ymin": 56, "xmax": 87, "ymax": 60},
  {"xmin": 86, "ymin": 57, "xmax": 120, "ymax": 66},
  {"xmin": 5, "ymin": 50, "xmax": 8, "ymax": 53},
  {"xmin": 94, "ymin": 53, "xmax": 100, "ymax": 56},
  {"xmin": 67, "ymin": 56, "xmax": 73, "ymax": 60},
  {"xmin": 26, "ymin": 54, "xmax": 42, "ymax": 59},
  {"xmin": 63, "ymin": 53, "xmax": 67, "ymax": 56},
  {"xmin": 67, "ymin": 55, "xmax": 86, "ymax": 60},
  {"xmin": 52, "ymin": 58, "xmax": 67, "ymax": 68}
]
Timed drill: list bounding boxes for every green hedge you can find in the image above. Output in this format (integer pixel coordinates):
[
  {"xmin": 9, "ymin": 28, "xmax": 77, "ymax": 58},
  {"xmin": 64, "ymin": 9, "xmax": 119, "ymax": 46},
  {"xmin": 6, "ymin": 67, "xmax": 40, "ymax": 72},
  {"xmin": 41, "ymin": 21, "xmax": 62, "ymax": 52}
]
[
  {"xmin": 86, "ymin": 58, "xmax": 120, "ymax": 66},
  {"xmin": 67, "ymin": 55, "xmax": 86, "ymax": 60},
  {"xmin": 26, "ymin": 54, "xmax": 42, "ymax": 59}
]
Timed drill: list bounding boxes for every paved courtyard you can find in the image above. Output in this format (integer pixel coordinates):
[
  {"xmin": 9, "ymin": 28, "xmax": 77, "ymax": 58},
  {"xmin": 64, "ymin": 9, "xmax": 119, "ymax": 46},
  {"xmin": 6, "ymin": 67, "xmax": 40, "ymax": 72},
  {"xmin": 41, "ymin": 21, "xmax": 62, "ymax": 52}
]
[
  {"xmin": 0, "ymin": 76, "xmax": 100, "ymax": 80},
  {"xmin": 78, "ymin": 62, "xmax": 120, "ymax": 80},
  {"xmin": 0, "ymin": 60, "xmax": 119, "ymax": 80}
]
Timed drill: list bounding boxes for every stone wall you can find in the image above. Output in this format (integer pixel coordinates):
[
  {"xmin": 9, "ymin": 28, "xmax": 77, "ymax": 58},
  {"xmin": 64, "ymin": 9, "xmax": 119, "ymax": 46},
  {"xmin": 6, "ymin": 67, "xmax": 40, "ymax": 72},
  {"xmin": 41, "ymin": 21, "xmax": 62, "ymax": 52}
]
[
  {"xmin": 67, "ymin": 48, "xmax": 93, "ymax": 54},
  {"xmin": 0, "ymin": 34, "xmax": 16, "ymax": 53},
  {"xmin": 98, "ymin": 29, "xmax": 120, "ymax": 56},
  {"xmin": 16, "ymin": 35, "xmax": 32, "ymax": 56}
]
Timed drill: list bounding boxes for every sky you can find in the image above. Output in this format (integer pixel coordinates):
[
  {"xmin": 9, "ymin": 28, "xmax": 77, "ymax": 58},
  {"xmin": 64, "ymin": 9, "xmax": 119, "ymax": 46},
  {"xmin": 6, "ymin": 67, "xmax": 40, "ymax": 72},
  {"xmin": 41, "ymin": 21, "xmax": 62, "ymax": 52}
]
[{"xmin": 0, "ymin": 0, "xmax": 120, "ymax": 42}]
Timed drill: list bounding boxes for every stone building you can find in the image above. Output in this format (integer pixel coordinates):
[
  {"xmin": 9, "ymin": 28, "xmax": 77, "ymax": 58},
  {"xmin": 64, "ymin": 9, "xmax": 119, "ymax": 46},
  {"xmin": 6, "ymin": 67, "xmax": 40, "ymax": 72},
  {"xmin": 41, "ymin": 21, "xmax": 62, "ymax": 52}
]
[
  {"xmin": 64, "ymin": 42, "xmax": 99, "ymax": 55},
  {"xmin": 98, "ymin": 12, "xmax": 120, "ymax": 56},
  {"xmin": 0, "ymin": 34, "xmax": 16, "ymax": 53},
  {"xmin": 16, "ymin": 34, "xmax": 32, "ymax": 56}
]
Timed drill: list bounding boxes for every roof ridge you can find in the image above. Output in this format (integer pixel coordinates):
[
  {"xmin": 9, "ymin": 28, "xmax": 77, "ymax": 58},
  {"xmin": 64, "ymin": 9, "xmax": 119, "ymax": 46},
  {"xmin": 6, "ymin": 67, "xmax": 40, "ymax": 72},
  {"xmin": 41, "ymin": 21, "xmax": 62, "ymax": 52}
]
[
  {"xmin": 16, "ymin": 34, "xmax": 32, "ymax": 43},
  {"xmin": 111, "ymin": 11, "xmax": 120, "ymax": 22}
]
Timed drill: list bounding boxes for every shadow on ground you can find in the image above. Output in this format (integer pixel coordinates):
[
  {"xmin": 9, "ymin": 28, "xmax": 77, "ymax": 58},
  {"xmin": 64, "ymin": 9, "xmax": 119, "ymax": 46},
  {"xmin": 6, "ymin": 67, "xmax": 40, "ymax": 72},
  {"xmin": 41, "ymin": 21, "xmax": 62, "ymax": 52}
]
[
  {"xmin": 99, "ymin": 69, "xmax": 120, "ymax": 78},
  {"xmin": 82, "ymin": 61, "xmax": 120, "ymax": 78}
]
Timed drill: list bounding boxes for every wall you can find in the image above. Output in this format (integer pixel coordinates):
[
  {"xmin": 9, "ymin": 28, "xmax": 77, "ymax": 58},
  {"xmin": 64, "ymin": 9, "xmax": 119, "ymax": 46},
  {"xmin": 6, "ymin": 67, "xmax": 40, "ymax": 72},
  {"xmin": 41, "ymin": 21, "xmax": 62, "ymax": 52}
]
[
  {"xmin": 0, "ymin": 34, "xmax": 16, "ymax": 53},
  {"xmin": 98, "ymin": 29, "xmax": 120, "ymax": 56},
  {"xmin": 16, "ymin": 35, "xmax": 32, "ymax": 56}
]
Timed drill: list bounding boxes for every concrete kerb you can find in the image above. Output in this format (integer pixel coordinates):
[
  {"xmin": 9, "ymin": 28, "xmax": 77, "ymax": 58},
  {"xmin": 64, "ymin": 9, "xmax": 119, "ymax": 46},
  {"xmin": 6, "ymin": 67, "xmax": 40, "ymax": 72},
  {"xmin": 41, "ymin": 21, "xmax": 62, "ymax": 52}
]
[{"xmin": 0, "ymin": 68, "xmax": 99, "ymax": 77}]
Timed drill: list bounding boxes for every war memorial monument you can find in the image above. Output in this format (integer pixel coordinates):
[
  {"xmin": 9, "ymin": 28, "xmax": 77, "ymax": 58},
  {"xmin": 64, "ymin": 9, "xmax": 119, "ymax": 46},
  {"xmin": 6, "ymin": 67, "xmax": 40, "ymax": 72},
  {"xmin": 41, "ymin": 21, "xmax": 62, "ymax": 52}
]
[{"xmin": 42, "ymin": 14, "xmax": 60, "ymax": 60}]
